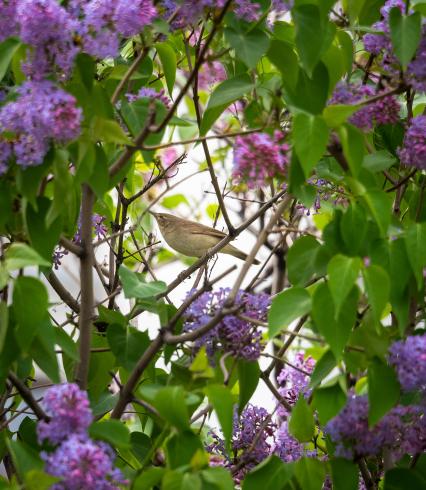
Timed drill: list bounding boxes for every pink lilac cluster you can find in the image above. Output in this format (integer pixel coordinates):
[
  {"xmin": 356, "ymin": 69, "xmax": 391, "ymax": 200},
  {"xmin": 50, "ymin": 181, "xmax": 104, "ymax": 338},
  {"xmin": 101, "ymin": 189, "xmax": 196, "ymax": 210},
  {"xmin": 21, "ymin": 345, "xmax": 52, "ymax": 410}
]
[
  {"xmin": 388, "ymin": 334, "xmax": 426, "ymax": 393},
  {"xmin": 198, "ymin": 61, "xmax": 227, "ymax": 90},
  {"xmin": 207, "ymin": 404, "xmax": 275, "ymax": 482},
  {"xmin": 233, "ymin": 132, "xmax": 290, "ymax": 189},
  {"xmin": 363, "ymin": 0, "xmax": 426, "ymax": 92},
  {"xmin": 126, "ymin": 87, "xmax": 171, "ymax": 108},
  {"xmin": 329, "ymin": 82, "xmax": 400, "ymax": 130},
  {"xmin": 161, "ymin": 0, "xmax": 261, "ymax": 29},
  {"xmin": 397, "ymin": 116, "xmax": 426, "ymax": 170},
  {"xmin": 183, "ymin": 288, "xmax": 270, "ymax": 363},
  {"xmin": 37, "ymin": 384, "xmax": 126, "ymax": 489},
  {"xmin": 0, "ymin": 0, "xmax": 20, "ymax": 42},
  {"xmin": 277, "ymin": 352, "xmax": 315, "ymax": 417},
  {"xmin": 325, "ymin": 395, "xmax": 426, "ymax": 460},
  {"xmin": 0, "ymin": 80, "xmax": 81, "ymax": 172}
]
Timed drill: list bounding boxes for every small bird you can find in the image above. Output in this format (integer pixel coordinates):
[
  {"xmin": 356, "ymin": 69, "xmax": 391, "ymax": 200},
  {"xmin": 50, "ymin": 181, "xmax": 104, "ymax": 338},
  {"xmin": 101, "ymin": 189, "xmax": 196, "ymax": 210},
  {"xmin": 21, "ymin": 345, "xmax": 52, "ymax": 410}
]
[{"xmin": 151, "ymin": 212, "xmax": 260, "ymax": 264}]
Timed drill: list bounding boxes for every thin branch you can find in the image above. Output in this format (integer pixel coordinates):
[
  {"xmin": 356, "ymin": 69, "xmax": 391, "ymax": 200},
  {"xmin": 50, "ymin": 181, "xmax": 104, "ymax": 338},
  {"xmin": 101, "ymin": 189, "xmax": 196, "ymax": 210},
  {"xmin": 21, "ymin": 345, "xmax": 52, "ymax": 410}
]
[
  {"xmin": 7, "ymin": 373, "xmax": 47, "ymax": 420},
  {"xmin": 45, "ymin": 271, "xmax": 80, "ymax": 314}
]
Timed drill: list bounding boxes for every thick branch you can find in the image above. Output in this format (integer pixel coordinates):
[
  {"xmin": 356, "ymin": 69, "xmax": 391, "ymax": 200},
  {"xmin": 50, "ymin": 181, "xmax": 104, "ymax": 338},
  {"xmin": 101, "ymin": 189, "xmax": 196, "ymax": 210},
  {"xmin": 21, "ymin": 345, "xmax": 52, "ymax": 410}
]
[
  {"xmin": 75, "ymin": 184, "xmax": 95, "ymax": 390},
  {"xmin": 45, "ymin": 271, "xmax": 80, "ymax": 314}
]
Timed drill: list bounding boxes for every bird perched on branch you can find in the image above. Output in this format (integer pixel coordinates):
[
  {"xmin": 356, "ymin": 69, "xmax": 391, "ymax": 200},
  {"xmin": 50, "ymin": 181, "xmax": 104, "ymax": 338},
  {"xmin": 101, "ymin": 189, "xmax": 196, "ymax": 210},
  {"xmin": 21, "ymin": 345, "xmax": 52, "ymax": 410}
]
[{"xmin": 151, "ymin": 212, "xmax": 260, "ymax": 264}]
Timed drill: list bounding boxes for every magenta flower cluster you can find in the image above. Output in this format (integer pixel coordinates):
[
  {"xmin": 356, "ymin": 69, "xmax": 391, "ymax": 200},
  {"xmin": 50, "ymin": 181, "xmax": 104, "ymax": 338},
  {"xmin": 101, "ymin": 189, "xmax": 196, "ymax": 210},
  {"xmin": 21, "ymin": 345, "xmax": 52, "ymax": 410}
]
[
  {"xmin": 388, "ymin": 334, "xmax": 426, "ymax": 393},
  {"xmin": 183, "ymin": 288, "xmax": 270, "ymax": 363},
  {"xmin": 329, "ymin": 82, "xmax": 400, "ymax": 130},
  {"xmin": 325, "ymin": 395, "xmax": 426, "ymax": 460},
  {"xmin": 233, "ymin": 132, "xmax": 290, "ymax": 189},
  {"xmin": 0, "ymin": 80, "xmax": 81, "ymax": 172},
  {"xmin": 37, "ymin": 383, "xmax": 126, "ymax": 489},
  {"xmin": 398, "ymin": 116, "xmax": 426, "ymax": 170},
  {"xmin": 363, "ymin": 0, "xmax": 426, "ymax": 92}
]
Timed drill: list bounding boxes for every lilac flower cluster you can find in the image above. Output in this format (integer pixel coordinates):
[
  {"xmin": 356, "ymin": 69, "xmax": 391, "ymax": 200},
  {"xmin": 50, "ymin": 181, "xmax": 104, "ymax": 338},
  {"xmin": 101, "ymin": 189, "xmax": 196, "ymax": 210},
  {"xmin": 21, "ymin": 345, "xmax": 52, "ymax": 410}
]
[
  {"xmin": 37, "ymin": 383, "xmax": 126, "ymax": 489},
  {"xmin": 0, "ymin": 80, "xmax": 81, "ymax": 172},
  {"xmin": 329, "ymin": 82, "xmax": 400, "ymax": 130},
  {"xmin": 388, "ymin": 334, "xmax": 426, "ymax": 393},
  {"xmin": 126, "ymin": 87, "xmax": 171, "ymax": 108},
  {"xmin": 53, "ymin": 213, "xmax": 107, "ymax": 268},
  {"xmin": 277, "ymin": 352, "xmax": 315, "ymax": 417},
  {"xmin": 325, "ymin": 395, "xmax": 426, "ymax": 460},
  {"xmin": 233, "ymin": 132, "xmax": 290, "ymax": 189},
  {"xmin": 363, "ymin": 0, "xmax": 426, "ymax": 92},
  {"xmin": 273, "ymin": 422, "xmax": 305, "ymax": 462},
  {"xmin": 296, "ymin": 178, "xmax": 348, "ymax": 216},
  {"xmin": 198, "ymin": 61, "xmax": 227, "ymax": 90},
  {"xmin": 183, "ymin": 288, "xmax": 270, "ymax": 363},
  {"xmin": 161, "ymin": 0, "xmax": 262, "ymax": 28},
  {"xmin": 397, "ymin": 116, "xmax": 426, "ymax": 170},
  {"xmin": 207, "ymin": 404, "xmax": 275, "ymax": 481},
  {"xmin": 272, "ymin": 0, "xmax": 293, "ymax": 14}
]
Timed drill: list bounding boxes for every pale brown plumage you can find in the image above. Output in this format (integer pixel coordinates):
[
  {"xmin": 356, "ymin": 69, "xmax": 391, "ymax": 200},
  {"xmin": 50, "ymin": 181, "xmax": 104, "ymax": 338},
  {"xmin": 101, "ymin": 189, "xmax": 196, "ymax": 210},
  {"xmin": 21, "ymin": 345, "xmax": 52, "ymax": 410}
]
[{"xmin": 151, "ymin": 212, "xmax": 260, "ymax": 265}]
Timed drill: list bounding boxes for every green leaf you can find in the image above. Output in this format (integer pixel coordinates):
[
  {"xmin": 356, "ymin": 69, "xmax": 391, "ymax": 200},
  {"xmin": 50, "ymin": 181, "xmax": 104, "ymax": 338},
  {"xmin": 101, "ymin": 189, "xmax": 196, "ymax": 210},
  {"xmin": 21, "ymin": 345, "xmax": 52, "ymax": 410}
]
[
  {"xmin": 200, "ymin": 75, "xmax": 254, "ymax": 135},
  {"xmin": 201, "ymin": 467, "xmax": 235, "ymax": 490},
  {"xmin": 363, "ymin": 190, "xmax": 393, "ymax": 237},
  {"xmin": 13, "ymin": 277, "xmax": 48, "ymax": 352},
  {"xmin": 156, "ymin": 42, "xmax": 176, "ymax": 96},
  {"xmin": 287, "ymin": 236, "xmax": 321, "ymax": 286},
  {"xmin": 237, "ymin": 360, "xmax": 260, "ymax": 414},
  {"xmin": 368, "ymin": 358, "xmax": 400, "ymax": 426},
  {"xmin": 165, "ymin": 431, "xmax": 204, "ymax": 469},
  {"xmin": 89, "ymin": 419, "xmax": 131, "ymax": 449},
  {"xmin": 294, "ymin": 457, "xmax": 325, "ymax": 490},
  {"xmin": 293, "ymin": 5, "xmax": 329, "ymax": 76},
  {"xmin": 55, "ymin": 328, "xmax": 78, "ymax": 361},
  {"xmin": 119, "ymin": 266, "xmax": 167, "ymax": 299},
  {"xmin": 363, "ymin": 150, "xmax": 397, "ymax": 172},
  {"xmin": 288, "ymin": 395, "xmax": 315, "ymax": 442},
  {"xmin": 90, "ymin": 116, "xmax": 132, "ymax": 145},
  {"xmin": 6, "ymin": 440, "xmax": 43, "ymax": 479},
  {"xmin": 267, "ymin": 40, "xmax": 299, "ymax": 91},
  {"xmin": 389, "ymin": 9, "xmax": 421, "ymax": 68},
  {"xmin": 205, "ymin": 385, "xmax": 234, "ymax": 453},
  {"xmin": 0, "ymin": 38, "xmax": 21, "ymax": 82},
  {"xmin": 268, "ymin": 287, "xmax": 312, "ymax": 338},
  {"xmin": 331, "ymin": 458, "xmax": 359, "ymax": 490},
  {"xmin": 312, "ymin": 383, "xmax": 346, "ymax": 425},
  {"xmin": 0, "ymin": 302, "xmax": 8, "ymax": 354},
  {"xmin": 293, "ymin": 113, "xmax": 329, "ymax": 176},
  {"xmin": 384, "ymin": 468, "xmax": 426, "ymax": 490},
  {"xmin": 363, "ymin": 265, "xmax": 390, "ymax": 324},
  {"xmin": 309, "ymin": 349, "xmax": 336, "ymax": 389},
  {"xmin": 31, "ymin": 318, "xmax": 60, "ymax": 383},
  {"xmin": 328, "ymin": 255, "xmax": 361, "ymax": 318},
  {"xmin": 24, "ymin": 470, "xmax": 60, "ymax": 490},
  {"xmin": 340, "ymin": 203, "xmax": 368, "ymax": 256},
  {"xmin": 5, "ymin": 243, "xmax": 50, "ymax": 270},
  {"xmin": 107, "ymin": 324, "xmax": 150, "ymax": 371},
  {"xmin": 161, "ymin": 194, "xmax": 189, "ymax": 209},
  {"xmin": 404, "ymin": 222, "xmax": 426, "ymax": 289},
  {"xmin": 225, "ymin": 27, "xmax": 270, "ymax": 69},
  {"xmin": 153, "ymin": 386, "xmax": 189, "ymax": 430},
  {"xmin": 323, "ymin": 104, "xmax": 359, "ymax": 128},
  {"xmin": 338, "ymin": 124, "xmax": 364, "ymax": 176},
  {"xmin": 312, "ymin": 283, "xmax": 358, "ymax": 360},
  {"xmin": 133, "ymin": 467, "xmax": 165, "ymax": 490},
  {"xmin": 242, "ymin": 455, "xmax": 293, "ymax": 490}
]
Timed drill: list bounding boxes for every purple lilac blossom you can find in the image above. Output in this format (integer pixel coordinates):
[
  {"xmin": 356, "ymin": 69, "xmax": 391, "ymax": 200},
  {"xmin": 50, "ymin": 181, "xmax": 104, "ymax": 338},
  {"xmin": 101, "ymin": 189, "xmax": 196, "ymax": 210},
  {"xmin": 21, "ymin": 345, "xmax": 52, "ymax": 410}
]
[
  {"xmin": 198, "ymin": 61, "xmax": 227, "ymax": 90},
  {"xmin": 407, "ymin": 27, "xmax": 426, "ymax": 93},
  {"xmin": 113, "ymin": 0, "xmax": 156, "ymax": 37},
  {"xmin": 272, "ymin": 0, "xmax": 293, "ymax": 14},
  {"xmin": 233, "ymin": 132, "xmax": 290, "ymax": 189},
  {"xmin": 325, "ymin": 395, "xmax": 426, "ymax": 460},
  {"xmin": 329, "ymin": 82, "xmax": 400, "ymax": 130},
  {"xmin": 17, "ymin": 0, "xmax": 79, "ymax": 78},
  {"xmin": 0, "ymin": 80, "xmax": 82, "ymax": 168},
  {"xmin": 207, "ymin": 404, "xmax": 275, "ymax": 482},
  {"xmin": 277, "ymin": 352, "xmax": 315, "ymax": 417},
  {"xmin": 43, "ymin": 435, "xmax": 127, "ymax": 490},
  {"xmin": 398, "ymin": 116, "xmax": 426, "ymax": 169},
  {"xmin": 183, "ymin": 288, "xmax": 270, "ymax": 363},
  {"xmin": 37, "ymin": 384, "xmax": 92, "ymax": 445},
  {"xmin": 388, "ymin": 334, "xmax": 426, "ymax": 393},
  {"xmin": 273, "ymin": 422, "xmax": 304, "ymax": 462},
  {"xmin": 0, "ymin": 0, "xmax": 19, "ymax": 41},
  {"xmin": 126, "ymin": 87, "xmax": 171, "ymax": 108}
]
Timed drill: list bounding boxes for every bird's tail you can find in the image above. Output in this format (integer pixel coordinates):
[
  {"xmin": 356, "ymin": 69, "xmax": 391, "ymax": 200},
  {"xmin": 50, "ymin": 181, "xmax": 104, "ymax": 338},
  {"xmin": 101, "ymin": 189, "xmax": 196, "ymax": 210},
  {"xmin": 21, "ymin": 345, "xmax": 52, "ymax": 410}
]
[{"xmin": 223, "ymin": 244, "xmax": 260, "ymax": 265}]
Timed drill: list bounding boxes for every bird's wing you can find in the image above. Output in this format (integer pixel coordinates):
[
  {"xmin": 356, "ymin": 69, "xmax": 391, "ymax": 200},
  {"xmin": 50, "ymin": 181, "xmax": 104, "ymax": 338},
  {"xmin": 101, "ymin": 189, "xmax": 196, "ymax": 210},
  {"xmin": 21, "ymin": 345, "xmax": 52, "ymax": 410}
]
[{"xmin": 183, "ymin": 220, "xmax": 227, "ymax": 238}]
